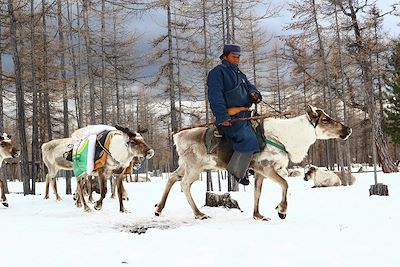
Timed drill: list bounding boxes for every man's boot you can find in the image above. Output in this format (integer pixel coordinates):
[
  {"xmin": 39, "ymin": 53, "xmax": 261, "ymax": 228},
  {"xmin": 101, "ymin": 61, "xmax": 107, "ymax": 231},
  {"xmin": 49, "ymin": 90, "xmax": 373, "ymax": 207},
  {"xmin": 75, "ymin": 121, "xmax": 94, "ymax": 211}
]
[{"xmin": 227, "ymin": 151, "xmax": 253, "ymax": 185}]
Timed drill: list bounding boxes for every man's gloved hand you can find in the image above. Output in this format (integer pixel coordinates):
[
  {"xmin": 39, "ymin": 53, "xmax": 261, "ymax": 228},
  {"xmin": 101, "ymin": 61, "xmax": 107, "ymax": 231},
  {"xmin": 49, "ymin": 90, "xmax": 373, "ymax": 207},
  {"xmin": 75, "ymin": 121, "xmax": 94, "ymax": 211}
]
[{"xmin": 250, "ymin": 91, "xmax": 262, "ymax": 104}]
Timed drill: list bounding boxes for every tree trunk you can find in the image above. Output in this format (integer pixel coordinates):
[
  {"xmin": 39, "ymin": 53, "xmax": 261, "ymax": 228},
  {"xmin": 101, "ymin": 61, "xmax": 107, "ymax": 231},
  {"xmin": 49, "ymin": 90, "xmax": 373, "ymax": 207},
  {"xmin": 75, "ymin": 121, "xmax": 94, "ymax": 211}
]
[
  {"xmin": 30, "ymin": 0, "xmax": 39, "ymax": 194},
  {"xmin": 0, "ymin": 24, "xmax": 3, "ymax": 132},
  {"xmin": 8, "ymin": 0, "xmax": 31, "ymax": 195},
  {"xmin": 225, "ymin": 0, "xmax": 230, "ymax": 43},
  {"xmin": 0, "ymin": 24, "xmax": 6, "ymax": 194},
  {"xmin": 311, "ymin": 0, "xmax": 334, "ymax": 169},
  {"xmin": 344, "ymin": 0, "xmax": 396, "ymax": 172},
  {"xmin": 230, "ymin": 0, "xmax": 235, "ymax": 43},
  {"xmin": 113, "ymin": 9, "xmax": 120, "ymax": 124},
  {"xmin": 41, "ymin": 0, "xmax": 52, "ymax": 141},
  {"xmin": 167, "ymin": 1, "xmax": 178, "ymax": 169},
  {"xmin": 76, "ymin": 0, "xmax": 84, "ymax": 128},
  {"xmin": 83, "ymin": 0, "xmax": 95, "ymax": 124},
  {"xmin": 221, "ymin": 0, "xmax": 225, "ymax": 45},
  {"xmin": 57, "ymin": 0, "xmax": 71, "ymax": 194},
  {"xmin": 101, "ymin": 0, "xmax": 106, "ymax": 124},
  {"xmin": 67, "ymin": 0, "xmax": 82, "ymax": 128}
]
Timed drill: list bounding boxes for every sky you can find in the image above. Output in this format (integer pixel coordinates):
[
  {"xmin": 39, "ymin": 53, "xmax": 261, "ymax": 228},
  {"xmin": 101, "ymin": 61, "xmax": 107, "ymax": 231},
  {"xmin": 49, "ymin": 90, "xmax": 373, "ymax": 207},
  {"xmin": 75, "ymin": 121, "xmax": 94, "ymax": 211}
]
[{"xmin": 130, "ymin": 0, "xmax": 400, "ymax": 84}]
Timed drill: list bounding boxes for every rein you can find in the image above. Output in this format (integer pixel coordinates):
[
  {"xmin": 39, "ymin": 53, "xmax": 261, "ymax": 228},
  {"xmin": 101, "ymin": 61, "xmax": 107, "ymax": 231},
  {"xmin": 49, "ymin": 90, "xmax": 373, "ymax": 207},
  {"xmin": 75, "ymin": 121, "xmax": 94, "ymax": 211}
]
[
  {"xmin": 172, "ymin": 112, "xmax": 291, "ymax": 135},
  {"xmin": 259, "ymin": 100, "xmax": 290, "ymax": 119},
  {"xmin": 96, "ymin": 138, "xmax": 119, "ymax": 163}
]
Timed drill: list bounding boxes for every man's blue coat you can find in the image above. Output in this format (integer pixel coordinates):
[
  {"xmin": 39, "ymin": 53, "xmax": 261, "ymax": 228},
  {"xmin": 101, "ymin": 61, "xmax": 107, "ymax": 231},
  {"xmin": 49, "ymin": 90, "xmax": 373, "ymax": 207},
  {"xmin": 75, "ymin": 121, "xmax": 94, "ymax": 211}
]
[{"xmin": 207, "ymin": 60, "xmax": 261, "ymax": 153}]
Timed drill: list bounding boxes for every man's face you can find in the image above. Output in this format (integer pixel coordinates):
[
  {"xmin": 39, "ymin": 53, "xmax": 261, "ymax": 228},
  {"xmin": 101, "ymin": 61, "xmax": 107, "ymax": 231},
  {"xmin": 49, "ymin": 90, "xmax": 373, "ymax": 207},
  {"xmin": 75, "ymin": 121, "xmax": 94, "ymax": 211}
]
[{"xmin": 224, "ymin": 53, "xmax": 240, "ymax": 65}]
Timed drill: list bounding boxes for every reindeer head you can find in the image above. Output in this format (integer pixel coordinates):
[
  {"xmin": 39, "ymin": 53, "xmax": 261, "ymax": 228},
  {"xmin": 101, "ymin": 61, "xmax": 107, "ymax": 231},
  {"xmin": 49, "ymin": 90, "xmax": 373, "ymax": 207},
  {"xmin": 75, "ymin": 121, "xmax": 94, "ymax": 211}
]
[
  {"xmin": 304, "ymin": 165, "xmax": 318, "ymax": 181},
  {"xmin": 0, "ymin": 132, "xmax": 20, "ymax": 159},
  {"xmin": 114, "ymin": 125, "xmax": 154, "ymax": 161},
  {"xmin": 306, "ymin": 105, "xmax": 352, "ymax": 140}
]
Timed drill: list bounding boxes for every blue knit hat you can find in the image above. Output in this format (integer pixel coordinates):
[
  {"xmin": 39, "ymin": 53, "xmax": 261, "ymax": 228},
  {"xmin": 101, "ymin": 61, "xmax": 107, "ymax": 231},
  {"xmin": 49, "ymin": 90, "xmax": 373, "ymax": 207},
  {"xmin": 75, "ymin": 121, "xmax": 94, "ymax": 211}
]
[{"xmin": 223, "ymin": 44, "xmax": 241, "ymax": 55}]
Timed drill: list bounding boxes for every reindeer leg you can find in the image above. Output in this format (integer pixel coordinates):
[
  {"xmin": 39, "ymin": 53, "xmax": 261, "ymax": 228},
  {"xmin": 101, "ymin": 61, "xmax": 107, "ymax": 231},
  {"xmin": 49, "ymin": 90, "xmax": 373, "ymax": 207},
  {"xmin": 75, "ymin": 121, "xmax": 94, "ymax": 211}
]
[
  {"xmin": 0, "ymin": 179, "xmax": 8, "ymax": 207},
  {"xmin": 267, "ymin": 168, "xmax": 288, "ymax": 219},
  {"xmin": 110, "ymin": 176, "xmax": 117, "ymax": 199},
  {"xmin": 52, "ymin": 178, "xmax": 62, "ymax": 201},
  {"xmin": 116, "ymin": 173, "xmax": 129, "ymax": 213},
  {"xmin": 181, "ymin": 170, "xmax": 209, "ymax": 220},
  {"xmin": 75, "ymin": 183, "xmax": 82, "ymax": 208},
  {"xmin": 155, "ymin": 166, "xmax": 184, "ymax": 216},
  {"xmin": 122, "ymin": 182, "xmax": 128, "ymax": 201},
  {"xmin": 77, "ymin": 176, "xmax": 91, "ymax": 212},
  {"xmin": 44, "ymin": 167, "xmax": 60, "ymax": 200},
  {"xmin": 253, "ymin": 173, "xmax": 270, "ymax": 221},
  {"xmin": 44, "ymin": 175, "xmax": 50, "ymax": 199},
  {"xmin": 94, "ymin": 170, "xmax": 107, "ymax": 210},
  {"xmin": 88, "ymin": 176, "xmax": 94, "ymax": 204}
]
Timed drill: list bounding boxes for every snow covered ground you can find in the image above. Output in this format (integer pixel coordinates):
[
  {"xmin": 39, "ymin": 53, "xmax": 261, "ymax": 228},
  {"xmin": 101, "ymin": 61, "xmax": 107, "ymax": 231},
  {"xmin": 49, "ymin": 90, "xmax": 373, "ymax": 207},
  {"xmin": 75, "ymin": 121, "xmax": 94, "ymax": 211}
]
[{"xmin": 1, "ymin": 170, "xmax": 399, "ymax": 267}]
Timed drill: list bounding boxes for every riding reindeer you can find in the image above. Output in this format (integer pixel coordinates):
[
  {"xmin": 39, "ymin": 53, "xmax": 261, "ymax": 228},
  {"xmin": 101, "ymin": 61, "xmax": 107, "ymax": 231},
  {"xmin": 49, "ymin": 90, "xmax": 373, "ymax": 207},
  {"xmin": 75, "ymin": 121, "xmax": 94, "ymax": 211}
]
[
  {"xmin": 155, "ymin": 105, "xmax": 352, "ymax": 220},
  {"xmin": 0, "ymin": 133, "xmax": 20, "ymax": 207},
  {"xmin": 42, "ymin": 125, "xmax": 154, "ymax": 212}
]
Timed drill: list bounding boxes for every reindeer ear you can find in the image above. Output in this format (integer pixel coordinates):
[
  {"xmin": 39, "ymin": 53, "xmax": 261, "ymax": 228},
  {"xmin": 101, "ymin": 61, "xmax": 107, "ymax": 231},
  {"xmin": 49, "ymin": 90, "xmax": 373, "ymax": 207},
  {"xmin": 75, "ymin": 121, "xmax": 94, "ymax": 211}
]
[
  {"xmin": 306, "ymin": 104, "xmax": 319, "ymax": 125},
  {"xmin": 310, "ymin": 165, "xmax": 317, "ymax": 171}
]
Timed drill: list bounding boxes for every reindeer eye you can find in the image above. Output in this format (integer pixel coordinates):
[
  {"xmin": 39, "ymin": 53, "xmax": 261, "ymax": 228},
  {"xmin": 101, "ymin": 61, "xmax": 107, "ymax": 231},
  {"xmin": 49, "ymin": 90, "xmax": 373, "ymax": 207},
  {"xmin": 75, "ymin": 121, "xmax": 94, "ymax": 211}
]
[
  {"xmin": 127, "ymin": 140, "xmax": 136, "ymax": 145},
  {"xmin": 321, "ymin": 118, "xmax": 329, "ymax": 123}
]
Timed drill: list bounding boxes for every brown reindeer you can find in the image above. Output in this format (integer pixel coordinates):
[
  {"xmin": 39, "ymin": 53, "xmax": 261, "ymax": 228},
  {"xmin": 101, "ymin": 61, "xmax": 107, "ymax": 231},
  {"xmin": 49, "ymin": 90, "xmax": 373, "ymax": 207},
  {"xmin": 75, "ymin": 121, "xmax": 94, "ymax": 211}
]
[
  {"xmin": 0, "ymin": 133, "xmax": 20, "ymax": 207},
  {"xmin": 155, "ymin": 105, "xmax": 352, "ymax": 220},
  {"xmin": 42, "ymin": 125, "xmax": 154, "ymax": 212}
]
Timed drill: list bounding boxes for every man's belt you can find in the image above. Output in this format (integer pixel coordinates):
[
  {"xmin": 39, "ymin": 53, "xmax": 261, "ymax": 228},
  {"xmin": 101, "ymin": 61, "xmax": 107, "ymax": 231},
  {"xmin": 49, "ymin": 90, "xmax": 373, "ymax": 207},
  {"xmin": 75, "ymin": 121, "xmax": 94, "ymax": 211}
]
[{"xmin": 227, "ymin": 107, "xmax": 250, "ymax": 116}]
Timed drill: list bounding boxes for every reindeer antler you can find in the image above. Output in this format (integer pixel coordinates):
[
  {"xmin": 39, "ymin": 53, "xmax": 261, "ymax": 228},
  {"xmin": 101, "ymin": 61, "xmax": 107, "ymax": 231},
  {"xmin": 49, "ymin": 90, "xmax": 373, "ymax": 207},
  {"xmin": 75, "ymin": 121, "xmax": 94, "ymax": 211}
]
[
  {"xmin": 137, "ymin": 126, "xmax": 148, "ymax": 134},
  {"xmin": 115, "ymin": 125, "xmax": 136, "ymax": 138}
]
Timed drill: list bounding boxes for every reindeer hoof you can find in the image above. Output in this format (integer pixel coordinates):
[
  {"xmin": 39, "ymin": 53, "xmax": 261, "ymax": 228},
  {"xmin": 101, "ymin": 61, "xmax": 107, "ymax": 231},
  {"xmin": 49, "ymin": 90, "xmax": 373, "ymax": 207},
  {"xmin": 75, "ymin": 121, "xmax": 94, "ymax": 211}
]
[
  {"xmin": 84, "ymin": 207, "xmax": 92, "ymax": 213},
  {"xmin": 275, "ymin": 205, "xmax": 287, "ymax": 219},
  {"xmin": 94, "ymin": 205, "xmax": 102, "ymax": 211},
  {"xmin": 278, "ymin": 212, "xmax": 286, "ymax": 219},
  {"xmin": 122, "ymin": 197, "xmax": 129, "ymax": 201},
  {"xmin": 2, "ymin": 202, "xmax": 8, "ymax": 207},
  {"xmin": 120, "ymin": 209, "xmax": 130, "ymax": 213},
  {"xmin": 195, "ymin": 214, "xmax": 210, "ymax": 220},
  {"xmin": 253, "ymin": 215, "xmax": 271, "ymax": 221}
]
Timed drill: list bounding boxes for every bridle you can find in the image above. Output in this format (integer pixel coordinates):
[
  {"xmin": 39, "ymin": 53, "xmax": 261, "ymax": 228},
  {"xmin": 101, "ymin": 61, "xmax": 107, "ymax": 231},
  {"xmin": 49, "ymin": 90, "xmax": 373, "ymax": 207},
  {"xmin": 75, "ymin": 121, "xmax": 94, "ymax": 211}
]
[{"xmin": 306, "ymin": 110, "xmax": 321, "ymax": 129}]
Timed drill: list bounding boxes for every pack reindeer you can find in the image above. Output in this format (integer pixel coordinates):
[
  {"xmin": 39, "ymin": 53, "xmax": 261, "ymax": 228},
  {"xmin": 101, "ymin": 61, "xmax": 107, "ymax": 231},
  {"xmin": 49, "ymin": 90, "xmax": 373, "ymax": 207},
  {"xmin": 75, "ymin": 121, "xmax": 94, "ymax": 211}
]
[
  {"xmin": 0, "ymin": 133, "xmax": 20, "ymax": 207},
  {"xmin": 155, "ymin": 105, "xmax": 352, "ymax": 220},
  {"xmin": 42, "ymin": 125, "xmax": 154, "ymax": 212}
]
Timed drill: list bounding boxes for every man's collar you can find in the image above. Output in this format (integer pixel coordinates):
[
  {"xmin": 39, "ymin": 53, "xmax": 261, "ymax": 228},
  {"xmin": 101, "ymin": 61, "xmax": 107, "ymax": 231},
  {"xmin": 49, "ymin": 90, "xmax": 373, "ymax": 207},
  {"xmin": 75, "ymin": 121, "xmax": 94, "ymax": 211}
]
[{"xmin": 222, "ymin": 59, "xmax": 239, "ymax": 69}]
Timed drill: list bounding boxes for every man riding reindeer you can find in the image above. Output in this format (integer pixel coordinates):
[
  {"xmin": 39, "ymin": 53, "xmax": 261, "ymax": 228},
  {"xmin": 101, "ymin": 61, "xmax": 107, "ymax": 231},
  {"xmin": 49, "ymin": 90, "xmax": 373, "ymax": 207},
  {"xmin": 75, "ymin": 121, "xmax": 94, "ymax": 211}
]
[{"xmin": 207, "ymin": 44, "xmax": 262, "ymax": 185}]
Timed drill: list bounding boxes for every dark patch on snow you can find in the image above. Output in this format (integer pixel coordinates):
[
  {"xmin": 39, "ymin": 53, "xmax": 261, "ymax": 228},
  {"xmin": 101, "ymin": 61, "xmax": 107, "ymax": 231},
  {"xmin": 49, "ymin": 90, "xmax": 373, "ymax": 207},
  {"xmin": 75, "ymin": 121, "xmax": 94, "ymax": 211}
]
[{"xmin": 118, "ymin": 218, "xmax": 194, "ymax": 235}]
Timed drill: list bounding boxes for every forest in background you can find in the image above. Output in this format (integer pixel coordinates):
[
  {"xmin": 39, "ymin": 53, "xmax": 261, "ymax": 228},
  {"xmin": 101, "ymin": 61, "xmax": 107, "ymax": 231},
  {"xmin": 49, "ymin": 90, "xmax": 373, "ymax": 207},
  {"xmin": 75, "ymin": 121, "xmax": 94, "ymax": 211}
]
[{"xmin": 1, "ymin": 0, "xmax": 400, "ymax": 194}]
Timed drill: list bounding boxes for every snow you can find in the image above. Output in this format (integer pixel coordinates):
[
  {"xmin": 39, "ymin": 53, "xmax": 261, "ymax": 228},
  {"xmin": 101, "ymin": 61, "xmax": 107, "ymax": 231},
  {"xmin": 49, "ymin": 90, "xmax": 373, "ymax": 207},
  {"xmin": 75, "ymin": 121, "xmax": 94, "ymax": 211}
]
[{"xmin": 1, "ymin": 170, "xmax": 399, "ymax": 267}]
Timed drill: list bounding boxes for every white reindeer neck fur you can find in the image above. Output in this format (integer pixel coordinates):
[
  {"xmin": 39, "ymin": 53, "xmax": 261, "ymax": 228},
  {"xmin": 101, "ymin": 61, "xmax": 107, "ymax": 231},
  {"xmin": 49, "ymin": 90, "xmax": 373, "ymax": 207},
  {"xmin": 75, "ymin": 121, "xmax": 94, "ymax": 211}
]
[
  {"xmin": 108, "ymin": 133, "xmax": 132, "ymax": 167},
  {"xmin": 264, "ymin": 114, "xmax": 316, "ymax": 163}
]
